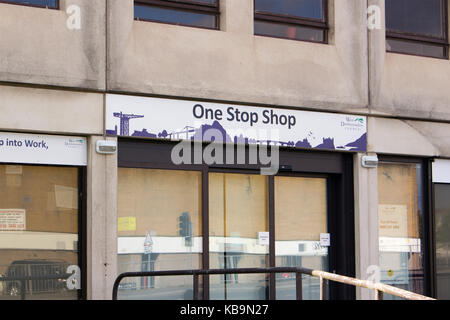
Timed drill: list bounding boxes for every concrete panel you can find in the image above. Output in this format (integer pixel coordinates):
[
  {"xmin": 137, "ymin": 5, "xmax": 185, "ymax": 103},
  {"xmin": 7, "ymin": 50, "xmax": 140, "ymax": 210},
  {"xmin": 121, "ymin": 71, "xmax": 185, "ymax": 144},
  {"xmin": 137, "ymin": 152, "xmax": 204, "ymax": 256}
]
[
  {"xmin": 369, "ymin": 0, "xmax": 450, "ymax": 121},
  {"xmin": 0, "ymin": 85, "xmax": 103, "ymax": 135},
  {"xmin": 86, "ymin": 136, "xmax": 118, "ymax": 300},
  {"xmin": 368, "ymin": 117, "xmax": 440, "ymax": 157},
  {"xmin": 0, "ymin": 0, "xmax": 105, "ymax": 90},
  {"xmin": 107, "ymin": 0, "xmax": 368, "ymax": 113},
  {"xmin": 353, "ymin": 153, "xmax": 379, "ymax": 300},
  {"xmin": 404, "ymin": 120, "xmax": 450, "ymax": 157}
]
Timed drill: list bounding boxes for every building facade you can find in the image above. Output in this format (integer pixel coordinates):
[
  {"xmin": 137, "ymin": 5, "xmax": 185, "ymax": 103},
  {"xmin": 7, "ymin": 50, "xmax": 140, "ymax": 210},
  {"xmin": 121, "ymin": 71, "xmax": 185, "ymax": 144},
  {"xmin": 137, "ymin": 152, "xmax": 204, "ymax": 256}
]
[{"xmin": 0, "ymin": 0, "xmax": 449, "ymax": 300}]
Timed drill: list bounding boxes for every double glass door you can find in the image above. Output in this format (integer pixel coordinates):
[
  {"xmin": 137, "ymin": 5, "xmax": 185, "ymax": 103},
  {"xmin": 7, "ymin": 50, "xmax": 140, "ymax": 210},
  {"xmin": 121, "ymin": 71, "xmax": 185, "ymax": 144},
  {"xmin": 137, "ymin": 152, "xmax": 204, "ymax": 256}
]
[{"xmin": 117, "ymin": 168, "xmax": 331, "ymax": 300}]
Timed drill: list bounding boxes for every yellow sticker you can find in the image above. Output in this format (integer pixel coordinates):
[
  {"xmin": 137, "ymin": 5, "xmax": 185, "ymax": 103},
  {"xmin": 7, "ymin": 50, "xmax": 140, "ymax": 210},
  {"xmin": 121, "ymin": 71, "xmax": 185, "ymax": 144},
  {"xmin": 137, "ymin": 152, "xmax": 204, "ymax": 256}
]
[
  {"xmin": 118, "ymin": 217, "xmax": 136, "ymax": 231},
  {"xmin": 387, "ymin": 269, "xmax": 394, "ymax": 277}
]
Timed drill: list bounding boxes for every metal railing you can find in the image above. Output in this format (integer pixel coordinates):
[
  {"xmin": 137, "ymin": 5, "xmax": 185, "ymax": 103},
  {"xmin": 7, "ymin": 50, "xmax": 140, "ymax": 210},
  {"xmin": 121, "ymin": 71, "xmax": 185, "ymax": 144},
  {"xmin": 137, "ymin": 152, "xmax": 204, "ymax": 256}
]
[{"xmin": 112, "ymin": 267, "xmax": 436, "ymax": 300}]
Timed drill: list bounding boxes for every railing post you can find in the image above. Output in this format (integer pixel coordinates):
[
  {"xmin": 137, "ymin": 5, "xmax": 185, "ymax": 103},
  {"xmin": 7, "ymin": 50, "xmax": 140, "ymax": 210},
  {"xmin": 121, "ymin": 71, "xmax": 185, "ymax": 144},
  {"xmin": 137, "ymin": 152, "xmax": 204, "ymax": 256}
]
[
  {"xmin": 375, "ymin": 289, "xmax": 383, "ymax": 300},
  {"xmin": 193, "ymin": 273, "xmax": 199, "ymax": 300},
  {"xmin": 296, "ymin": 272, "xmax": 303, "ymax": 300},
  {"xmin": 21, "ymin": 279, "xmax": 26, "ymax": 300},
  {"xmin": 320, "ymin": 276, "xmax": 327, "ymax": 300}
]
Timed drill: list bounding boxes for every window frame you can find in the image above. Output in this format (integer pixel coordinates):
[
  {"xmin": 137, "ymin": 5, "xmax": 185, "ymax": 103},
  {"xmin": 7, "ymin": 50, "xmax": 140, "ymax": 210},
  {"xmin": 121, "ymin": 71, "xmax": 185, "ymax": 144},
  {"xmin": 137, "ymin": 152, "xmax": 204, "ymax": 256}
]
[
  {"xmin": 0, "ymin": 0, "xmax": 59, "ymax": 9},
  {"xmin": 377, "ymin": 155, "xmax": 433, "ymax": 298},
  {"xmin": 134, "ymin": 0, "xmax": 220, "ymax": 31},
  {"xmin": 0, "ymin": 162, "xmax": 87, "ymax": 300},
  {"xmin": 385, "ymin": 0, "xmax": 449, "ymax": 59},
  {"xmin": 253, "ymin": 0, "xmax": 329, "ymax": 44},
  {"xmin": 117, "ymin": 138, "xmax": 356, "ymax": 300}
]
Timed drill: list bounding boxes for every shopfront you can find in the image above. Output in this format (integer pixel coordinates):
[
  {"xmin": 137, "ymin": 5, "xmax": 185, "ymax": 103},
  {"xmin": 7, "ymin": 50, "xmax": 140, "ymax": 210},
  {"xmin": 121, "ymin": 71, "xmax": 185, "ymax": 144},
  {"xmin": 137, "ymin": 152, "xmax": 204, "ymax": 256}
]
[
  {"xmin": 107, "ymin": 94, "xmax": 366, "ymax": 300},
  {"xmin": 0, "ymin": 132, "xmax": 86, "ymax": 300}
]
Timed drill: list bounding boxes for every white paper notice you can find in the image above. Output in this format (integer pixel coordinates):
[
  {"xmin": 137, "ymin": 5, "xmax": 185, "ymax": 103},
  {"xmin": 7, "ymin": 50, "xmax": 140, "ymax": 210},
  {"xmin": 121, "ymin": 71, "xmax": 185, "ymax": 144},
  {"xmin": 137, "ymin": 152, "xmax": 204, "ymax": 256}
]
[
  {"xmin": 0, "ymin": 209, "xmax": 26, "ymax": 231},
  {"xmin": 320, "ymin": 233, "xmax": 331, "ymax": 247},
  {"xmin": 258, "ymin": 232, "xmax": 270, "ymax": 246}
]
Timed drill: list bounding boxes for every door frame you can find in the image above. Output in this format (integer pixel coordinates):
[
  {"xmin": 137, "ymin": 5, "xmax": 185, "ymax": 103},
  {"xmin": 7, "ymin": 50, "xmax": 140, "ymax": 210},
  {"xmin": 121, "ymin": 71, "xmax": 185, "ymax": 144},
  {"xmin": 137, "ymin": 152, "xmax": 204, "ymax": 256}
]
[{"xmin": 117, "ymin": 138, "xmax": 356, "ymax": 300}]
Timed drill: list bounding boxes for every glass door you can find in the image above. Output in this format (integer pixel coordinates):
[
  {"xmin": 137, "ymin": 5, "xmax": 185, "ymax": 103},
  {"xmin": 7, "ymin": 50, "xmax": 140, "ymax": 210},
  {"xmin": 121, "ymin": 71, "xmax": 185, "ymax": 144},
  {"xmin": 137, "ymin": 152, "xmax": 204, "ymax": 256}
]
[
  {"xmin": 209, "ymin": 172, "xmax": 269, "ymax": 300},
  {"xmin": 274, "ymin": 176, "xmax": 329, "ymax": 300}
]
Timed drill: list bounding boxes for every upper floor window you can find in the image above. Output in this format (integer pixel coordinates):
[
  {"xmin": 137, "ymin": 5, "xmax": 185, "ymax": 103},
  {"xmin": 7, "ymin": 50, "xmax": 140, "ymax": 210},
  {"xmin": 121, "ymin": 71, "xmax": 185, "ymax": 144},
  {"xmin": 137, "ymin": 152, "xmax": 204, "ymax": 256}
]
[
  {"xmin": 385, "ymin": 0, "xmax": 449, "ymax": 59},
  {"xmin": 134, "ymin": 0, "xmax": 219, "ymax": 30},
  {"xmin": 254, "ymin": 0, "xmax": 328, "ymax": 43},
  {"xmin": 0, "ymin": 0, "xmax": 57, "ymax": 8}
]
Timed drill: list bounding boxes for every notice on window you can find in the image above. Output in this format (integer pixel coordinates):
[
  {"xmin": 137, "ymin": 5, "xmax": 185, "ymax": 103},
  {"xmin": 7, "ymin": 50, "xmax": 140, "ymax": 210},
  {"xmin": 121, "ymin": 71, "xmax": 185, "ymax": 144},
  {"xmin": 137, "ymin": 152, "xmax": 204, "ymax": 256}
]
[
  {"xmin": 378, "ymin": 204, "xmax": 408, "ymax": 238},
  {"xmin": 118, "ymin": 217, "xmax": 137, "ymax": 232},
  {"xmin": 258, "ymin": 232, "xmax": 270, "ymax": 246},
  {"xmin": 0, "ymin": 209, "xmax": 26, "ymax": 231}
]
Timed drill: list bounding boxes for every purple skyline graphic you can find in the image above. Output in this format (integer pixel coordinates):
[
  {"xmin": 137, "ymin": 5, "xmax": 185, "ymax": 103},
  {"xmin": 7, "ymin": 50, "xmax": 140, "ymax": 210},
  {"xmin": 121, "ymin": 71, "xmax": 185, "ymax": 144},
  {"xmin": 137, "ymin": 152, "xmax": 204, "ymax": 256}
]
[{"xmin": 106, "ymin": 112, "xmax": 367, "ymax": 152}]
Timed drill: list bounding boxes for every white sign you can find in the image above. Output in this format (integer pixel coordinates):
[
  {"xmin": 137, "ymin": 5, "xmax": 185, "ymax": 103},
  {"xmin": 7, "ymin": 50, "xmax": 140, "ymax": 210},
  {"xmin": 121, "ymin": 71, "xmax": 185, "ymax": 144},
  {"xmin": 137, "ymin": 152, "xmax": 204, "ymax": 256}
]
[
  {"xmin": 258, "ymin": 232, "xmax": 270, "ymax": 246},
  {"xmin": 0, "ymin": 132, "xmax": 87, "ymax": 166},
  {"xmin": 433, "ymin": 159, "xmax": 450, "ymax": 183},
  {"xmin": 106, "ymin": 94, "xmax": 367, "ymax": 152},
  {"xmin": 320, "ymin": 233, "xmax": 331, "ymax": 247},
  {"xmin": 0, "ymin": 209, "xmax": 26, "ymax": 231}
]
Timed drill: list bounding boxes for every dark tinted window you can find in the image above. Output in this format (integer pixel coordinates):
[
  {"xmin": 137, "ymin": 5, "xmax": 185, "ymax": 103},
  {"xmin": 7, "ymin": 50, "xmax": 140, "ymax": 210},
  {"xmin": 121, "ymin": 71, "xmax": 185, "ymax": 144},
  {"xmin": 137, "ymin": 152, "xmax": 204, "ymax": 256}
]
[
  {"xmin": 254, "ymin": 0, "xmax": 327, "ymax": 43},
  {"xmin": 134, "ymin": 0, "xmax": 219, "ymax": 29},
  {"xmin": 386, "ymin": 0, "xmax": 444, "ymax": 38},
  {"xmin": 385, "ymin": 0, "xmax": 448, "ymax": 59},
  {"xmin": 0, "ymin": 0, "xmax": 57, "ymax": 7},
  {"xmin": 255, "ymin": 0, "xmax": 324, "ymax": 20},
  {"xmin": 434, "ymin": 184, "xmax": 450, "ymax": 300}
]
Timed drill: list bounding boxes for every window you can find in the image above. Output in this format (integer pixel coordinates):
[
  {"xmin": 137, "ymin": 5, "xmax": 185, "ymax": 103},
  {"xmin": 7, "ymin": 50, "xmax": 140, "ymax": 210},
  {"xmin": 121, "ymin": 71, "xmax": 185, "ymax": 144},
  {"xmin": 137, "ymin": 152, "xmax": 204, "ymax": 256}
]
[
  {"xmin": 0, "ymin": 165, "xmax": 82, "ymax": 300},
  {"xmin": 385, "ymin": 0, "xmax": 449, "ymax": 59},
  {"xmin": 254, "ymin": 0, "xmax": 328, "ymax": 43},
  {"xmin": 134, "ymin": 0, "xmax": 219, "ymax": 30},
  {"xmin": 377, "ymin": 160, "xmax": 429, "ymax": 299},
  {"xmin": 0, "ymin": 0, "xmax": 58, "ymax": 9}
]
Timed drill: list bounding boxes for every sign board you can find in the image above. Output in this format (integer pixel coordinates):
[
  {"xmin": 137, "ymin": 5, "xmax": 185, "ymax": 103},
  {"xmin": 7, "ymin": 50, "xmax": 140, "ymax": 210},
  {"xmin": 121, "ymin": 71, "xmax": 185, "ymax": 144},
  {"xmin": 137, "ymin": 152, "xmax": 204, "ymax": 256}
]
[
  {"xmin": 0, "ymin": 132, "xmax": 87, "ymax": 166},
  {"xmin": 106, "ymin": 94, "xmax": 367, "ymax": 152},
  {"xmin": 0, "ymin": 209, "xmax": 26, "ymax": 231}
]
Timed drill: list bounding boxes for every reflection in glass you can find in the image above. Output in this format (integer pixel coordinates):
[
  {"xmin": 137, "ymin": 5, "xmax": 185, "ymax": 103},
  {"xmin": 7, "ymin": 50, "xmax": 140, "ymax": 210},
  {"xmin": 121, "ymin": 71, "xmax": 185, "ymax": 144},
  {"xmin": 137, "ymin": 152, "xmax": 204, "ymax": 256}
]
[
  {"xmin": 377, "ymin": 163, "xmax": 425, "ymax": 299},
  {"xmin": 434, "ymin": 184, "xmax": 450, "ymax": 300},
  {"xmin": 0, "ymin": 165, "xmax": 79, "ymax": 300},
  {"xmin": 255, "ymin": 0, "xmax": 324, "ymax": 20},
  {"xmin": 254, "ymin": 20, "xmax": 325, "ymax": 42},
  {"xmin": 117, "ymin": 168, "xmax": 202, "ymax": 300},
  {"xmin": 386, "ymin": 38, "xmax": 446, "ymax": 59},
  {"xmin": 209, "ymin": 173, "xmax": 269, "ymax": 300},
  {"xmin": 385, "ymin": 0, "xmax": 444, "ymax": 38},
  {"xmin": 134, "ymin": 4, "xmax": 217, "ymax": 29},
  {"xmin": 274, "ymin": 176, "xmax": 328, "ymax": 300}
]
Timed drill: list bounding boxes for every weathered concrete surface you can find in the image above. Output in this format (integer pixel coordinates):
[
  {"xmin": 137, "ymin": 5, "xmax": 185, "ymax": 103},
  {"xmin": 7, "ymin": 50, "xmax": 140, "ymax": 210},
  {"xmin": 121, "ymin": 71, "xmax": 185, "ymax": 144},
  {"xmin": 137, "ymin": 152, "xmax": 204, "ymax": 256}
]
[
  {"xmin": 0, "ymin": 0, "xmax": 106, "ymax": 90},
  {"xmin": 107, "ymin": 0, "xmax": 368, "ymax": 113},
  {"xmin": 0, "ymin": 85, "xmax": 103, "ymax": 135},
  {"xmin": 86, "ymin": 136, "xmax": 118, "ymax": 300},
  {"xmin": 367, "ymin": 117, "xmax": 441, "ymax": 157},
  {"xmin": 369, "ymin": 0, "xmax": 450, "ymax": 121}
]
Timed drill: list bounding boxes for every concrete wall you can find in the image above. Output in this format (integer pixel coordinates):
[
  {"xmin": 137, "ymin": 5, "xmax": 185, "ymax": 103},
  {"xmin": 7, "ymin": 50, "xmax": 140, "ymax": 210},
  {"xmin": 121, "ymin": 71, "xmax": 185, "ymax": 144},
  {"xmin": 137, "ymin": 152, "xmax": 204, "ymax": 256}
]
[
  {"xmin": 369, "ymin": 0, "xmax": 450, "ymax": 122},
  {"xmin": 87, "ymin": 136, "xmax": 118, "ymax": 300},
  {"xmin": 0, "ymin": 0, "xmax": 106, "ymax": 90},
  {"xmin": 1, "ymin": 0, "xmax": 450, "ymax": 300},
  {"xmin": 107, "ymin": 0, "xmax": 369, "ymax": 113},
  {"xmin": 0, "ymin": 84, "xmax": 103, "ymax": 135}
]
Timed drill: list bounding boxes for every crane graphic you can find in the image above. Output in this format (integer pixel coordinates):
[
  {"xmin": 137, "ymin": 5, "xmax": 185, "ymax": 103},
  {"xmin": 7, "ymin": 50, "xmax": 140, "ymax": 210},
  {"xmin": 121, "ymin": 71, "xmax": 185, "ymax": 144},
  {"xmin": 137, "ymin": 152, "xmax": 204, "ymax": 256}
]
[{"xmin": 113, "ymin": 112, "xmax": 144, "ymax": 136}]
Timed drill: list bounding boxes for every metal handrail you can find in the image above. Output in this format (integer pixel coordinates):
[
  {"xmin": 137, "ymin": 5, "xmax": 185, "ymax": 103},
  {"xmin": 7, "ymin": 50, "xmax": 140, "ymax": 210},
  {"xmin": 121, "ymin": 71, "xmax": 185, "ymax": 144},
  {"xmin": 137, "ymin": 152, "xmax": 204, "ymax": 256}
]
[{"xmin": 112, "ymin": 267, "xmax": 436, "ymax": 300}]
